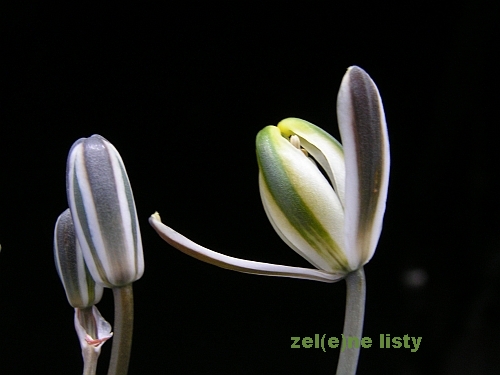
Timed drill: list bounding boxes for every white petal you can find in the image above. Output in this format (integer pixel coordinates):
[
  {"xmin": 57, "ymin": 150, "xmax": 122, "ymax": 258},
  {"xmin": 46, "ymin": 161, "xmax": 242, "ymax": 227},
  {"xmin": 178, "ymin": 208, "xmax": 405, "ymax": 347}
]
[
  {"xmin": 256, "ymin": 126, "xmax": 350, "ymax": 273},
  {"xmin": 149, "ymin": 213, "xmax": 343, "ymax": 283},
  {"xmin": 74, "ymin": 306, "xmax": 113, "ymax": 354},
  {"xmin": 259, "ymin": 173, "xmax": 346, "ymax": 274},
  {"xmin": 277, "ymin": 117, "xmax": 346, "ymax": 207}
]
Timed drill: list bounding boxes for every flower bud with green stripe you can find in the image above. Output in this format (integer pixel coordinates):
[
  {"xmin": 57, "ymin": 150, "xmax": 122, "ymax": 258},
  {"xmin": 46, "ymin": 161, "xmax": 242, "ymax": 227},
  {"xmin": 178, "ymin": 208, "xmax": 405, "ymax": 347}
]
[
  {"xmin": 54, "ymin": 209, "xmax": 113, "ymax": 366},
  {"xmin": 150, "ymin": 66, "xmax": 389, "ymax": 282},
  {"xmin": 67, "ymin": 135, "xmax": 144, "ymax": 288},
  {"xmin": 54, "ymin": 208, "xmax": 104, "ymax": 308}
]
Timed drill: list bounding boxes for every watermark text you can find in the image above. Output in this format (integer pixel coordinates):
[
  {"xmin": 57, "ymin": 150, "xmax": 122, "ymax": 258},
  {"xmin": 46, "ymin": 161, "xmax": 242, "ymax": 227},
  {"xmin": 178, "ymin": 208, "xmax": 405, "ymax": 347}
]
[{"xmin": 291, "ymin": 334, "xmax": 421, "ymax": 352}]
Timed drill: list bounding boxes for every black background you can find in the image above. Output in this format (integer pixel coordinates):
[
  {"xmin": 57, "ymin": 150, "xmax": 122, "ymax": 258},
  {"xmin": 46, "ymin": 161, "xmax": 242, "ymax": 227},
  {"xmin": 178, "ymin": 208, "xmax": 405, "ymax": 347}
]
[{"xmin": 2, "ymin": 2, "xmax": 500, "ymax": 374}]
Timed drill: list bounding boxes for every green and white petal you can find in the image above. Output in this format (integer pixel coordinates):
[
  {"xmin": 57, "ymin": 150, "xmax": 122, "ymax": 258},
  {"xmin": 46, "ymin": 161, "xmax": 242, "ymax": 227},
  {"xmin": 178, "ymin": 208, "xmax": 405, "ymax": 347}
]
[
  {"xmin": 54, "ymin": 209, "xmax": 103, "ymax": 309},
  {"xmin": 67, "ymin": 135, "xmax": 144, "ymax": 288},
  {"xmin": 337, "ymin": 66, "xmax": 390, "ymax": 266},
  {"xmin": 149, "ymin": 213, "xmax": 343, "ymax": 283},
  {"xmin": 277, "ymin": 117, "xmax": 346, "ymax": 207},
  {"xmin": 256, "ymin": 125, "xmax": 350, "ymax": 274}
]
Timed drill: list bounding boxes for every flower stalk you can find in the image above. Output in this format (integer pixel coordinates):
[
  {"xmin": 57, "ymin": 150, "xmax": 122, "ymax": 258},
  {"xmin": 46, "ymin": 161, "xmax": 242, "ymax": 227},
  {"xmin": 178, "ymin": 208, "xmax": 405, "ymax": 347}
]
[
  {"xmin": 107, "ymin": 285, "xmax": 134, "ymax": 375},
  {"xmin": 336, "ymin": 267, "xmax": 366, "ymax": 375}
]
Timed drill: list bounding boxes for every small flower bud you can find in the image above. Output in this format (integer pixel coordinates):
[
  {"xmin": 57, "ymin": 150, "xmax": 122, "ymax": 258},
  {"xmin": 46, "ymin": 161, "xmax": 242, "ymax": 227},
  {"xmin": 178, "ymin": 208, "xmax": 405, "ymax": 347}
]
[{"xmin": 54, "ymin": 209, "xmax": 103, "ymax": 308}]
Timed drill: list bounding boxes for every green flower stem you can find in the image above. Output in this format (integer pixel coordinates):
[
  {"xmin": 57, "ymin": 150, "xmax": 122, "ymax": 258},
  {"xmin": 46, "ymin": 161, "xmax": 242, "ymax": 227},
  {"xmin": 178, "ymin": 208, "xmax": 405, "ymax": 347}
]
[
  {"xmin": 80, "ymin": 307, "xmax": 99, "ymax": 375},
  {"xmin": 107, "ymin": 284, "xmax": 134, "ymax": 375},
  {"xmin": 82, "ymin": 345, "xmax": 99, "ymax": 375},
  {"xmin": 336, "ymin": 267, "xmax": 366, "ymax": 375}
]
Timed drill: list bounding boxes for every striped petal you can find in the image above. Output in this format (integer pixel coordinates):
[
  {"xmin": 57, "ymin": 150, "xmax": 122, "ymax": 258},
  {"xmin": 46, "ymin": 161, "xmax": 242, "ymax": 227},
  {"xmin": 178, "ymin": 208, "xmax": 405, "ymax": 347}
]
[
  {"xmin": 54, "ymin": 209, "xmax": 103, "ymax": 308},
  {"xmin": 149, "ymin": 212, "xmax": 342, "ymax": 283},
  {"xmin": 66, "ymin": 135, "xmax": 144, "ymax": 288},
  {"xmin": 337, "ymin": 66, "xmax": 390, "ymax": 266},
  {"xmin": 256, "ymin": 125, "xmax": 350, "ymax": 274}
]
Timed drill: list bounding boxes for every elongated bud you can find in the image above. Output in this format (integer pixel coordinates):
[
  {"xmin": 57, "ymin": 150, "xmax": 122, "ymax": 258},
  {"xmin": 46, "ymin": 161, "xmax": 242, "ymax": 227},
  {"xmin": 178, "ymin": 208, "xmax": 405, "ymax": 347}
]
[
  {"xmin": 54, "ymin": 209, "xmax": 103, "ymax": 308},
  {"xmin": 66, "ymin": 134, "xmax": 144, "ymax": 288}
]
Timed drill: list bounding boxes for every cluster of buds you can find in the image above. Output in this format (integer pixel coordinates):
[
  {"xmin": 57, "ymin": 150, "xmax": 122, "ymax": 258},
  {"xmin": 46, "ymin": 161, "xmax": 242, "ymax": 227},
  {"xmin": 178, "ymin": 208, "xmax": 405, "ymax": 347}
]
[{"xmin": 54, "ymin": 135, "xmax": 144, "ymax": 360}]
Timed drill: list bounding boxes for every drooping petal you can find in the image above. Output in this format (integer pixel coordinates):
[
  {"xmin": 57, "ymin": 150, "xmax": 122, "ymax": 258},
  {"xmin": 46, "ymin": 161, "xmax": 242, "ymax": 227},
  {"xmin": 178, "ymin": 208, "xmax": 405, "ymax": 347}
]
[
  {"xmin": 337, "ymin": 66, "xmax": 390, "ymax": 266},
  {"xmin": 277, "ymin": 117, "xmax": 346, "ymax": 207},
  {"xmin": 149, "ymin": 213, "xmax": 343, "ymax": 283},
  {"xmin": 66, "ymin": 135, "xmax": 144, "ymax": 287},
  {"xmin": 256, "ymin": 125, "xmax": 350, "ymax": 274},
  {"xmin": 54, "ymin": 209, "xmax": 103, "ymax": 308}
]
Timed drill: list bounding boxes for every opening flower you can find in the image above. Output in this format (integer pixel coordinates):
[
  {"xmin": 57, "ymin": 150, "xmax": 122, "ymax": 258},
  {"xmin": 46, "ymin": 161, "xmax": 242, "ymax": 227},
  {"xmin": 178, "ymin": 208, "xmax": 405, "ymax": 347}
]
[{"xmin": 150, "ymin": 66, "xmax": 389, "ymax": 282}]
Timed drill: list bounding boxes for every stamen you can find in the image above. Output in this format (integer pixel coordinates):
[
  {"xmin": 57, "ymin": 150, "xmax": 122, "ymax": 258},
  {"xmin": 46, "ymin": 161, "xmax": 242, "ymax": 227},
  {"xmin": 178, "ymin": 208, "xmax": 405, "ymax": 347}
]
[
  {"xmin": 290, "ymin": 135, "xmax": 301, "ymax": 149},
  {"xmin": 289, "ymin": 135, "xmax": 309, "ymax": 157}
]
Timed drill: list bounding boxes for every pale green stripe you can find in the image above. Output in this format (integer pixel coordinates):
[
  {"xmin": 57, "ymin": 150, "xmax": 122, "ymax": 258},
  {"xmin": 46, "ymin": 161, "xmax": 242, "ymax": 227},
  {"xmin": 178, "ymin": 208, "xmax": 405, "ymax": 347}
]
[
  {"xmin": 257, "ymin": 127, "xmax": 349, "ymax": 271},
  {"xmin": 73, "ymin": 170, "xmax": 111, "ymax": 286}
]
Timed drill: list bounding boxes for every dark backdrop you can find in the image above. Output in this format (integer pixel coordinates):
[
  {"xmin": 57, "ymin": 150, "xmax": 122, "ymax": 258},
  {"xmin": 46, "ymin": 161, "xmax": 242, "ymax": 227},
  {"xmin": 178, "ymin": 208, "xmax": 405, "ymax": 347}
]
[{"xmin": 2, "ymin": 2, "xmax": 500, "ymax": 374}]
